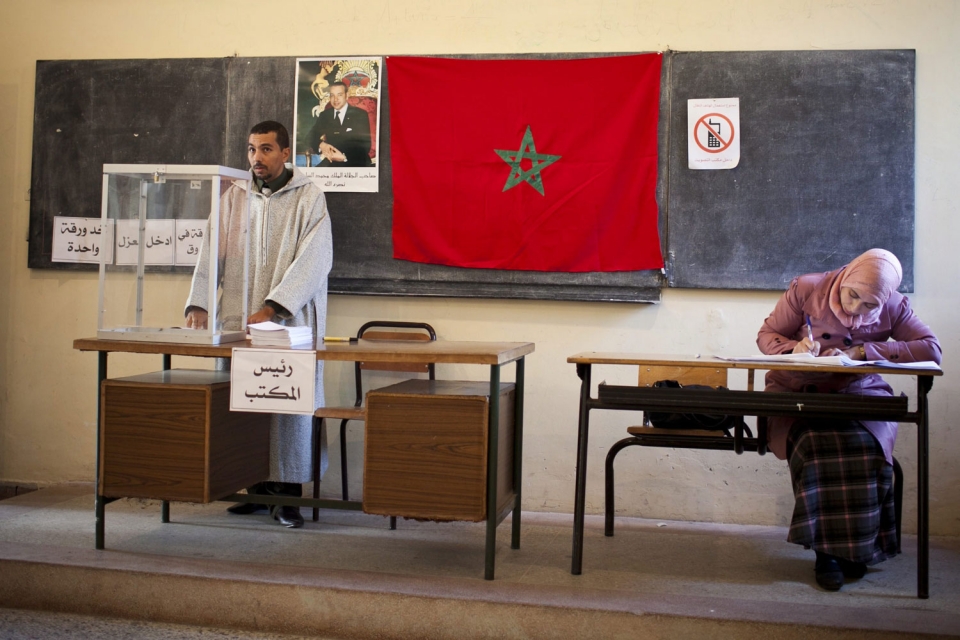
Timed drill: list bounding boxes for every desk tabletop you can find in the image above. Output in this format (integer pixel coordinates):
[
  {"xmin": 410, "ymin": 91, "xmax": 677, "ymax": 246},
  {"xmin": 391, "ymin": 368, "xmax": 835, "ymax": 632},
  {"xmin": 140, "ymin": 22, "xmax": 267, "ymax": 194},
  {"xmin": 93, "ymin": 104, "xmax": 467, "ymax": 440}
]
[
  {"xmin": 74, "ymin": 337, "xmax": 535, "ymax": 366},
  {"xmin": 566, "ymin": 352, "xmax": 942, "ymax": 376}
]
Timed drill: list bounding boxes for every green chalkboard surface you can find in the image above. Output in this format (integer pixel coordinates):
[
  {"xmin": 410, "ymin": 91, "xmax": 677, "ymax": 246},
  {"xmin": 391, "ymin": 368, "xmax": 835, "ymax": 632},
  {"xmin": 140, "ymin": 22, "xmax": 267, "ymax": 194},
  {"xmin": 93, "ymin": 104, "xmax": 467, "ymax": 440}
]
[
  {"xmin": 665, "ymin": 50, "xmax": 915, "ymax": 291},
  {"xmin": 28, "ymin": 50, "xmax": 915, "ymax": 300}
]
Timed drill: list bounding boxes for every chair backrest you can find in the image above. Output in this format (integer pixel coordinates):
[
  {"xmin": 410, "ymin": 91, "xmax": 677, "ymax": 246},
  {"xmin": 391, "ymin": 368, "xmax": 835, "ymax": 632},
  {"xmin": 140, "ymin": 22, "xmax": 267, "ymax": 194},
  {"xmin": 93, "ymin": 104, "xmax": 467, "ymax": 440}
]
[
  {"xmin": 637, "ymin": 364, "xmax": 729, "ymax": 429},
  {"xmin": 357, "ymin": 321, "xmax": 436, "ymax": 375},
  {"xmin": 638, "ymin": 364, "xmax": 727, "ymax": 388}
]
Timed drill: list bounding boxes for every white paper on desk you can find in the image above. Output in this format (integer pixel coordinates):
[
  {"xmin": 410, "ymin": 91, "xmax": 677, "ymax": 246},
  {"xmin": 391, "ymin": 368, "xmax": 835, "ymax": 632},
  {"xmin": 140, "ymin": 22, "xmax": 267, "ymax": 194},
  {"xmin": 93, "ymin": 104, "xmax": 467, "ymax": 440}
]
[
  {"xmin": 716, "ymin": 353, "xmax": 817, "ymax": 363},
  {"xmin": 230, "ymin": 348, "xmax": 316, "ymax": 415},
  {"xmin": 247, "ymin": 321, "xmax": 287, "ymax": 333},
  {"xmin": 716, "ymin": 353, "xmax": 941, "ymax": 370},
  {"xmin": 718, "ymin": 353, "xmax": 859, "ymax": 365},
  {"xmin": 861, "ymin": 360, "xmax": 941, "ymax": 370}
]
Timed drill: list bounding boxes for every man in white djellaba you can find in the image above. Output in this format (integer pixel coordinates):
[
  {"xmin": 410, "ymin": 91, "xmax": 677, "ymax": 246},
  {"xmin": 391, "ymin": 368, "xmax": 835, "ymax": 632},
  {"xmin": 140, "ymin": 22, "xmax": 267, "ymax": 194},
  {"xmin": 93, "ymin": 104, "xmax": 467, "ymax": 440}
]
[{"xmin": 185, "ymin": 120, "xmax": 332, "ymax": 528}]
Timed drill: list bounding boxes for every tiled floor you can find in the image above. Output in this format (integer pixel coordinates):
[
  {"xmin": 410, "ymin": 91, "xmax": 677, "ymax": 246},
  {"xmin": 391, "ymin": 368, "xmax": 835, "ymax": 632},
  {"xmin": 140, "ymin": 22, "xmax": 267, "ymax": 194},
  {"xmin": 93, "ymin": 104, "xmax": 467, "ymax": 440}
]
[
  {"xmin": 0, "ymin": 608, "xmax": 327, "ymax": 640},
  {"xmin": 1, "ymin": 485, "xmax": 958, "ymax": 638}
]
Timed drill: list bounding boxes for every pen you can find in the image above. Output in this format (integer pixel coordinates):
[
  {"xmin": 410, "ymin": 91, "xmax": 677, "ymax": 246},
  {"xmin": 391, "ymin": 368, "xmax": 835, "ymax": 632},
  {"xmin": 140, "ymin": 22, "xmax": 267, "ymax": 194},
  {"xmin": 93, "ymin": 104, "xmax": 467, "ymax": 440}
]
[
  {"xmin": 805, "ymin": 314, "xmax": 814, "ymax": 343},
  {"xmin": 323, "ymin": 336, "xmax": 358, "ymax": 343}
]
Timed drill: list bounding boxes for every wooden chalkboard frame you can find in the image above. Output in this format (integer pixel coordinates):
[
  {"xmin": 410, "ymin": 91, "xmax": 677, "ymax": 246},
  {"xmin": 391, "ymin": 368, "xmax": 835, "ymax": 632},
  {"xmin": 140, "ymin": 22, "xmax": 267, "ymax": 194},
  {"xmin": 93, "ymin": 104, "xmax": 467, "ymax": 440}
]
[{"xmin": 28, "ymin": 50, "xmax": 915, "ymax": 300}]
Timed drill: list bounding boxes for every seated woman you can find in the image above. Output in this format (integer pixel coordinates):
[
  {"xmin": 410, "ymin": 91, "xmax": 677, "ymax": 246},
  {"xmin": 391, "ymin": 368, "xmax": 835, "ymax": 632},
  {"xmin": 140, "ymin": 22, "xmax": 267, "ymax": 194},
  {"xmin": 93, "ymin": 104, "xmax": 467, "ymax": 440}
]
[{"xmin": 757, "ymin": 248, "xmax": 941, "ymax": 591}]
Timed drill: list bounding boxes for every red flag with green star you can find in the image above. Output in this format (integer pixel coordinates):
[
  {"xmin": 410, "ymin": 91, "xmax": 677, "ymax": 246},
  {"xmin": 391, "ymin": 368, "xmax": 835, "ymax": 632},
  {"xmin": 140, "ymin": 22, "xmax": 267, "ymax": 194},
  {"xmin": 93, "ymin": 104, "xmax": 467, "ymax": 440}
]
[{"xmin": 388, "ymin": 54, "xmax": 663, "ymax": 272}]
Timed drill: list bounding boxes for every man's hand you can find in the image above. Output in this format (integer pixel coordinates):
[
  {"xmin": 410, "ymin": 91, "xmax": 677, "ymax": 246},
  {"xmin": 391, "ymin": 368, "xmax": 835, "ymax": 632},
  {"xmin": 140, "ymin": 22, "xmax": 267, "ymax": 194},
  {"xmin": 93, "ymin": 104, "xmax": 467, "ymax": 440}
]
[
  {"xmin": 185, "ymin": 309, "xmax": 208, "ymax": 330},
  {"xmin": 247, "ymin": 305, "xmax": 277, "ymax": 325},
  {"xmin": 319, "ymin": 141, "xmax": 347, "ymax": 163}
]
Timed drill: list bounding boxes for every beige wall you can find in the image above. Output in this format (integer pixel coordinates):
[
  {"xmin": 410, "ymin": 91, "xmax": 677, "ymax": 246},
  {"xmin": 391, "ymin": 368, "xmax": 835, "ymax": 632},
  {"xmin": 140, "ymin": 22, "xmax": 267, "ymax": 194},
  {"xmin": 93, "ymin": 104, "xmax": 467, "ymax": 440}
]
[{"xmin": 1, "ymin": 1, "xmax": 957, "ymax": 534}]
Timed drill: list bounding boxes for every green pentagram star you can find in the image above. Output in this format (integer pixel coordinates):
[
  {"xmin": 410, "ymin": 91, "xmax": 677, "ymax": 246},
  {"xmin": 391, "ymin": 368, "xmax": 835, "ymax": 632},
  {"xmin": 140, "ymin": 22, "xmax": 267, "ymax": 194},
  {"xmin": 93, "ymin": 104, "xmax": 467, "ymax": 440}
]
[{"xmin": 494, "ymin": 126, "xmax": 561, "ymax": 196}]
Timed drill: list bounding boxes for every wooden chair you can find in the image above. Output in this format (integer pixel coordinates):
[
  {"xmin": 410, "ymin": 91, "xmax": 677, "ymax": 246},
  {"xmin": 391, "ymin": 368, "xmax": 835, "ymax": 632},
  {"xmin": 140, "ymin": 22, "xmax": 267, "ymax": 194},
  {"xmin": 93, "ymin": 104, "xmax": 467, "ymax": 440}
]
[
  {"xmin": 311, "ymin": 321, "xmax": 436, "ymax": 523},
  {"xmin": 604, "ymin": 364, "xmax": 763, "ymax": 537},
  {"xmin": 604, "ymin": 364, "xmax": 903, "ymax": 550}
]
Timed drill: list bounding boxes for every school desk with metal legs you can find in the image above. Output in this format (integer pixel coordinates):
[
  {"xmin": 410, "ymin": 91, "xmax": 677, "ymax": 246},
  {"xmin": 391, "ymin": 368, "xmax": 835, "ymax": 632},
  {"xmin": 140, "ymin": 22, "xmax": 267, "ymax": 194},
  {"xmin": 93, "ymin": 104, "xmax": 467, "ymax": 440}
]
[
  {"xmin": 566, "ymin": 352, "xmax": 940, "ymax": 599},
  {"xmin": 74, "ymin": 337, "xmax": 533, "ymax": 580}
]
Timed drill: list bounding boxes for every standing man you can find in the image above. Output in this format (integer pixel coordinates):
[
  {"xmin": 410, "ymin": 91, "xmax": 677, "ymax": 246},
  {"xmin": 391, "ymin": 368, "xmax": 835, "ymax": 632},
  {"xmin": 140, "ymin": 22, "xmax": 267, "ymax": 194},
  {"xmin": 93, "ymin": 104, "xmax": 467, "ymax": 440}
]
[
  {"xmin": 309, "ymin": 81, "xmax": 372, "ymax": 167},
  {"xmin": 185, "ymin": 120, "xmax": 332, "ymax": 528}
]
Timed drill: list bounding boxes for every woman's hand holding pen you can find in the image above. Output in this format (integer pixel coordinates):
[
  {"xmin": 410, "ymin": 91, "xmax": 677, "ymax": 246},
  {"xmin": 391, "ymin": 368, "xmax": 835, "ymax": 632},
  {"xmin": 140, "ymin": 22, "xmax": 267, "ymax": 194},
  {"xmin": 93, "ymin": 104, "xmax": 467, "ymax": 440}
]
[
  {"xmin": 793, "ymin": 314, "xmax": 820, "ymax": 356},
  {"xmin": 792, "ymin": 312, "xmax": 865, "ymax": 360},
  {"xmin": 794, "ymin": 338, "xmax": 864, "ymax": 360},
  {"xmin": 793, "ymin": 336, "xmax": 821, "ymax": 356}
]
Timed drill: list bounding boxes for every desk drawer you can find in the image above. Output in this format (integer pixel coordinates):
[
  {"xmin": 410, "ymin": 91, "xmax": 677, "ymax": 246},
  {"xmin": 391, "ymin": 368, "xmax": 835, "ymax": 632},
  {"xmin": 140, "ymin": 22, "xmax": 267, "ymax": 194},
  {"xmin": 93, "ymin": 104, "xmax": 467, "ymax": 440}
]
[
  {"xmin": 100, "ymin": 369, "xmax": 270, "ymax": 503},
  {"xmin": 363, "ymin": 379, "xmax": 515, "ymax": 522}
]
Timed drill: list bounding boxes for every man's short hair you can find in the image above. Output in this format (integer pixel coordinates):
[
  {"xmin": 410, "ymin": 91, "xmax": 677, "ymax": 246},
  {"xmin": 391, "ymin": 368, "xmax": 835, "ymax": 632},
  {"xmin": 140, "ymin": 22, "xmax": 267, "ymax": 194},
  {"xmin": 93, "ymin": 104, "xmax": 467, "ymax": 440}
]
[
  {"xmin": 249, "ymin": 121, "xmax": 290, "ymax": 150},
  {"xmin": 329, "ymin": 81, "xmax": 348, "ymax": 95}
]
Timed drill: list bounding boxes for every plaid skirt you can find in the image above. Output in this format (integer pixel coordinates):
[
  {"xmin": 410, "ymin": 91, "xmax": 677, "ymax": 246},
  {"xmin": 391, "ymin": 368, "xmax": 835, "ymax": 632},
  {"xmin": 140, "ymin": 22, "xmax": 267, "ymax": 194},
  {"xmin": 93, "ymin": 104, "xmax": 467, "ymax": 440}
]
[{"xmin": 786, "ymin": 420, "xmax": 898, "ymax": 565}]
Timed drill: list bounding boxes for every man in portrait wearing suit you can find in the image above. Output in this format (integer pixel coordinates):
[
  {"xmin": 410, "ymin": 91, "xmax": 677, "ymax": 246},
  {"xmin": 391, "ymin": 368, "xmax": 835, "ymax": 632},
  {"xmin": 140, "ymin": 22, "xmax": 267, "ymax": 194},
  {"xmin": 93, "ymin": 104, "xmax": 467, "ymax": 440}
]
[{"xmin": 310, "ymin": 81, "xmax": 372, "ymax": 167}]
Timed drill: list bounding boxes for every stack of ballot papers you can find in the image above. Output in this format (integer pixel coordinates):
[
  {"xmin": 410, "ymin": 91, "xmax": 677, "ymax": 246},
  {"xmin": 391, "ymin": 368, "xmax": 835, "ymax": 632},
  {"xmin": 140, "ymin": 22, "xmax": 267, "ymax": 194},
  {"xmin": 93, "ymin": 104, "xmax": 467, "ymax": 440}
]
[{"xmin": 247, "ymin": 321, "xmax": 314, "ymax": 348}]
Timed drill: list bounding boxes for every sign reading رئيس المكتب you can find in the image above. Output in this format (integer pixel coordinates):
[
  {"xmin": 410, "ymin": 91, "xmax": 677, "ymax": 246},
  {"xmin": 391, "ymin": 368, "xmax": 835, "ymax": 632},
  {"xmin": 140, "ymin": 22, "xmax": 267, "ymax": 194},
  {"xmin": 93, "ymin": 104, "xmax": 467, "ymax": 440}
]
[
  {"xmin": 230, "ymin": 348, "xmax": 316, "ymax": 415},
  {"xmin": 688, "ymin": 98, "xmax": 740, "ymax": 169}
]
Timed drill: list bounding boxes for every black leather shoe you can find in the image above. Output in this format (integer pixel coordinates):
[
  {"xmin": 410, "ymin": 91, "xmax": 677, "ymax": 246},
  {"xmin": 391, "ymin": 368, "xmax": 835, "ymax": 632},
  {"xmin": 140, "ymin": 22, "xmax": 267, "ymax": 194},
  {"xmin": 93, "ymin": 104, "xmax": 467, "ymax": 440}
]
[
  {"xmin": 837, "ymin": 557, "xmax": 868, "ymax": 579},
  {"xmin": 226, "ymin": 501, "xmax": 268, "ymax": 515},
  {"xmin": 815, "ymin": 552, "xmax": 844, "ymax": 591},
  {"xmin": 272, "ymin": 505, "xmax": 304, "ymax": 528}
]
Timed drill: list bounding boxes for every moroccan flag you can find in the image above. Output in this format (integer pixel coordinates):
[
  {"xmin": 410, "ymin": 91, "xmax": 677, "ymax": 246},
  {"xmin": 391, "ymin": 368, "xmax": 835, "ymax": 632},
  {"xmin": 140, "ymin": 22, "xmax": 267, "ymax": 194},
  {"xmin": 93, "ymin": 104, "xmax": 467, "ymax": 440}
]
[{"xmin": 389, "ymin": 54, "xmax": 664, "ymax": 272}]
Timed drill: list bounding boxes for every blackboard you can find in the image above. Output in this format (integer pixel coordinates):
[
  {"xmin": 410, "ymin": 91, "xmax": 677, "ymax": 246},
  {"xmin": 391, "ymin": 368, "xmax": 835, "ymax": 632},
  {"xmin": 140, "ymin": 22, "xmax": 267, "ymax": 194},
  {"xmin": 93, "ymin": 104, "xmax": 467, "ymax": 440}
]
[
  {"xmin": 29, "ymin": 58, "xmax": 228, "ymax": 270},
  {"xmin": 28, "ymin": 50, "xmax": 915, "ymax": 299},
  {"xmin": 665, "ymin": 50, "xmax": 915, "ymax": 291}
]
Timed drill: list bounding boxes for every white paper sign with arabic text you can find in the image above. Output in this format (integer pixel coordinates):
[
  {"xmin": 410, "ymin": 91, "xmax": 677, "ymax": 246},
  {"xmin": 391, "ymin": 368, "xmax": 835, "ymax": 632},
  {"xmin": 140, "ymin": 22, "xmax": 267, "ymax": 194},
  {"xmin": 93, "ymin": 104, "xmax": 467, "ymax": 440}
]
[
  {"xmin": 115, "ymin": 219, "xmax": 177, "ymax": 265},
  {"xmin": 52, "ymin": 217, "xmax": 115, "ymax": 263},
  {"xmin": 688, "ymin": 98, "xmax": 740, "ymax": 170},
  {"xmin": 175, "ymin": 219, "xmax": 206, "ymax": 266},
  {"xmin": 230, "ymin": 348, "xmax": 316, "ymax": 415}
]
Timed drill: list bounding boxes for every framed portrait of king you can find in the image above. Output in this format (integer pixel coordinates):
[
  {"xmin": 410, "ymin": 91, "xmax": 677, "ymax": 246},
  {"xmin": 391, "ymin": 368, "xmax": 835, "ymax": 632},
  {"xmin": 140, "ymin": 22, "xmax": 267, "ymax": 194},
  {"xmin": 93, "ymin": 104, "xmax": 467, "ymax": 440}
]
[{"xmin": 294, "ymin": 57, "xmax": 383, "ymax": 193}]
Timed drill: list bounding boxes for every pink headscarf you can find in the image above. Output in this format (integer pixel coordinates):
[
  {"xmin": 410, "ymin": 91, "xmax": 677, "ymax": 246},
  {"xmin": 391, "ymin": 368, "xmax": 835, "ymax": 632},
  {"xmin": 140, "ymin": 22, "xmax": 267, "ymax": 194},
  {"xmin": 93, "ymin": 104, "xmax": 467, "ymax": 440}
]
[{"xmin": 828, "ymin": 248, "xmax": 903, "ymax": 330}]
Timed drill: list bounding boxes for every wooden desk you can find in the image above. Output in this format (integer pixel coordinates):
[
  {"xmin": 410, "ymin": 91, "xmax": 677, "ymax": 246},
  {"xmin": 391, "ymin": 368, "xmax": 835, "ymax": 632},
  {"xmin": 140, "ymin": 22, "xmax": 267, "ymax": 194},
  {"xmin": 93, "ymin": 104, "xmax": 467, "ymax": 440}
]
[
  {"xmin": 74, "ymin": 337, "xmax": 534, "ymax": 580},
  {"xmin": 567, "ymin": 352, "xmax": 941, "ymax": 598}
]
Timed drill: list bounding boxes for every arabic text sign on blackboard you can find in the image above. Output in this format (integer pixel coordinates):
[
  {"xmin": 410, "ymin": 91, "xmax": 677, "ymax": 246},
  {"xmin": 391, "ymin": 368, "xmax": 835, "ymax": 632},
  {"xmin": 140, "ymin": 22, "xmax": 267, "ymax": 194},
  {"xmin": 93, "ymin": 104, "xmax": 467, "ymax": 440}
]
[
  {"xmin": 175, "ymin": 219, "xmax": 206, "ymax": 266},
  {"xmin": 52, "ymin": 217, "xmax": 115, "ymax": 263}
]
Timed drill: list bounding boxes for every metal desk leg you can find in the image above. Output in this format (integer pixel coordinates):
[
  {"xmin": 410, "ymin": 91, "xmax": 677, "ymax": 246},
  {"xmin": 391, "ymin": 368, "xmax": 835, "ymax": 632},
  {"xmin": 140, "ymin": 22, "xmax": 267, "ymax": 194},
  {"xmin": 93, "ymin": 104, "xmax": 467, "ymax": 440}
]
[
  {"xmin": 485, "ymin": 364, "xmax": 502, "ymax": 580},
  {"xmin": 95, "ymin": 351, "xmax": 107, "ymax": 549},
  {"xmin": 161, "ymin": 353, "xmax": 171, "ymax": 523},
  {"xmin": 918, "ymin": 375, "xmax": 932, "ymax": 599},
  {"xmin": 511, "ymin": 357, "xmax": 525, "ymax": 550},
  {"xmin": 571, "ymin": 363, "xmax": 592, "ymax": 575}
]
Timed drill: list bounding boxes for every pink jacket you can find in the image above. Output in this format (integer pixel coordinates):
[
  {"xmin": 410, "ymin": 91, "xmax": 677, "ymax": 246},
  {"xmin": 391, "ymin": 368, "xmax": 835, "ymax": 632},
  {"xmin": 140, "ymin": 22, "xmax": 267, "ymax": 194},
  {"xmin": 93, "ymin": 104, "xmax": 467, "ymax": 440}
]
[{"xmin": 757, "ymin": 269, "xmax": 941, "ymax": 463}]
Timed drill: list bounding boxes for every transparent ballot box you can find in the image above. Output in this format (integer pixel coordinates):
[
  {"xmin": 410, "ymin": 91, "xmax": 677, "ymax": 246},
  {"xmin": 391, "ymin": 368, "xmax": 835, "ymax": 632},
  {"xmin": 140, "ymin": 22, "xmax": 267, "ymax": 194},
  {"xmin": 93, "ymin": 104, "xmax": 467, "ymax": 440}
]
[{"xmin": 96, "ymin": 164, "xmax": 251, "ymax": 345}]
